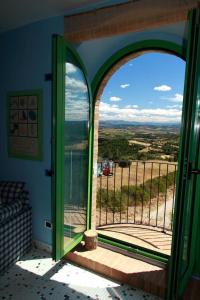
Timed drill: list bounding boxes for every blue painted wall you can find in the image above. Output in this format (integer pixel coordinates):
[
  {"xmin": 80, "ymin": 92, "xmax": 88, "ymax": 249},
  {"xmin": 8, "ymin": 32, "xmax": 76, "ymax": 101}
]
[
  {"xmin": 0, "ymin": 16, "xmax": 63, "ymax": 245},
  {"xmin": 0, "ymin": 15, "xmax": 187, "ymax": 247}
]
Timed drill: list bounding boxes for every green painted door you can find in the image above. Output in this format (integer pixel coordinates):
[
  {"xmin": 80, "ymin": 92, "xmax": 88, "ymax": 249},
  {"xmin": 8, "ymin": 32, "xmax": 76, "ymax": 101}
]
[
  {"xmin": 52, "ymin": 36, "xmax": 92, "ymax": 260},
  {"xmin": 167, "ymin": 8, "xmax": 200, "ymax": 299}
]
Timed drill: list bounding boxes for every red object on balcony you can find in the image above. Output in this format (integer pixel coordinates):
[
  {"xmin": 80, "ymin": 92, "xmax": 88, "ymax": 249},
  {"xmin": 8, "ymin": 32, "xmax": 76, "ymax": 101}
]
[{"xmin": 103, "ymin": 167, "xmax": 110, "ymax": 176}]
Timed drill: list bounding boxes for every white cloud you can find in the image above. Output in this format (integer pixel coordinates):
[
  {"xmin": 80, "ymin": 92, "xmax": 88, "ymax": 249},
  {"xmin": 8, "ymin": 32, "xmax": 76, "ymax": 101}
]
[
  {"xmin": 99, "ymin": 101, "xmax": 181, "ymax": 123},
  {"xmin": 148, "ymin": 101, "xmax": 153, "ymax": 104},
  {"xmin": 173, "ymin": 93, "xmax": 183, "ymax": 102},
  {"xmin": 65, "ymin": 76, "xmax": 87, "ymax": 93},
  {"xmin": 65, "ymin": 99, "xmax": 89, "ymax": 121},
  {"xmin": 125, "ymin": 104, "xmax": 138, "ymax": 108},
  {"xmin": 164, "ymin": 93, "xmax": 183, "ymax": 103},
  {"xmin": 66, "ymin": 63, "xmax": 77, "ymax": 74},
  {"xmin": 120, "ymin": 83, "xmax": 130, "ymax": 88},
  {"xmin": 166, "ymin": 104, "xmax": 182, "ymax": 108},
  {"xmin": 65, "ymin": 75, "xmax": 88, "ymax": 120},
  {"xmin": 110, "ymin": 96, "xmax": 122, "ymax": 102},
  {"xmin": 154, "ymin": 85, "xmax": 172, "ymax": 92}
]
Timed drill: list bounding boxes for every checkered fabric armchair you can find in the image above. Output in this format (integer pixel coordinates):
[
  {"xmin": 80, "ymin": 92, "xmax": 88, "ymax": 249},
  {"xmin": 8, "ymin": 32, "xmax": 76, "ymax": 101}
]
[{"xmin": 0, "ymin": 181, "xmax": 32, "ymax": 274}]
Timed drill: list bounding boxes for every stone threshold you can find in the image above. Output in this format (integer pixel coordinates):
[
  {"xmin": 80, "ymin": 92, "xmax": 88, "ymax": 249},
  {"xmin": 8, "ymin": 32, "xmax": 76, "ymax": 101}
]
[{"xmin": 65, "ymin": 243, "xmax": 167, "ymax": 299}]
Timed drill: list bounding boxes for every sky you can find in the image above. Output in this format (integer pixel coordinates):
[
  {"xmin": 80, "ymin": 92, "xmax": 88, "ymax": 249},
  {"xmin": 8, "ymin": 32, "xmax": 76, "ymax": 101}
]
[
  {"xmin": 65, "ymin": 62, "xmax": 89, "ymax": 121},
  {"xmin": 100, "ymin": 53, "xmax": 185, "ymax": 124}
]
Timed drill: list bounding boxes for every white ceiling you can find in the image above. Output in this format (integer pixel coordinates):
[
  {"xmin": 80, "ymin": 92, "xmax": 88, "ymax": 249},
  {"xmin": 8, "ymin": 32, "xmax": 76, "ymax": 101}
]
[{"xmin": 0, "ymin": 0, "xmax": 129, "ymax": 33}]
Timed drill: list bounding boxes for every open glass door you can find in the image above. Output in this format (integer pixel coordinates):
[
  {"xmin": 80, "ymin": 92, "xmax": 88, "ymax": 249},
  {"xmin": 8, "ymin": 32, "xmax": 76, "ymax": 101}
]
[
  {"xmin": 53, "ymin": 35, "xmax": 92, "ymax": 260},
  {"xmin": 167, "ymin": 8, "xmax": 200, "ymax": 299}
]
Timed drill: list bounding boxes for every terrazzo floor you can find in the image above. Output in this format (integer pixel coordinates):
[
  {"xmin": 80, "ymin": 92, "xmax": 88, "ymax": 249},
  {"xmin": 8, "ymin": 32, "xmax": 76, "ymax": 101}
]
[{"xmin": 0, "ymin": 248, "xmax": 162, "ymax": 300}]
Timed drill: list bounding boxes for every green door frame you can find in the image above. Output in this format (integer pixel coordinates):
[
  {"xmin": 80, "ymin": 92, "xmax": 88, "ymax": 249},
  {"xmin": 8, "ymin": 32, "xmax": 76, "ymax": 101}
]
[
  {"xmin": 91, "ymin": 39, "xmax": 186, "ymax": 265},
  {"xmin": 167, "ymin": 8, "xmax": 200, "ymax": 299},
  {"xmin": 52, "ymin": 35, "xmax": 93, "ymax": 261}
]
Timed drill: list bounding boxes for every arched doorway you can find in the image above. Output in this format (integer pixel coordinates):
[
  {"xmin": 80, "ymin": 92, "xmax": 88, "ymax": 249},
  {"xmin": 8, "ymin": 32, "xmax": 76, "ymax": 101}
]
[{"xmin": 91, "ymin": 40, "xmax": 185, "ymax": 262}]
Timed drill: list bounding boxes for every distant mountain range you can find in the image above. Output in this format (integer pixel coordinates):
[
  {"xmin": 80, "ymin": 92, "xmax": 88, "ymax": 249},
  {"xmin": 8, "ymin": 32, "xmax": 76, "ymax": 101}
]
[{"xmin": 100, "ymin": 120, "xmax": 181, "ymax": 128}]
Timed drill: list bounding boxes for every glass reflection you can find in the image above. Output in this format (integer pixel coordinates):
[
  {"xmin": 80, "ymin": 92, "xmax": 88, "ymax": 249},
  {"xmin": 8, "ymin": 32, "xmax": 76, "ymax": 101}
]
[{"xmin": 64, "ymin": 61, "xmax": 89, "ymax": 248}]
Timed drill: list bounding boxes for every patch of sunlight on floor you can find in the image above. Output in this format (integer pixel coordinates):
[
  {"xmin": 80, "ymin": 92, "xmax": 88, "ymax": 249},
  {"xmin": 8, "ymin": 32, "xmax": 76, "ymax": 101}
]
[
  {"xmin": 0, "ymin": 247, "xmax": 162, "ymax": 300},
  {"xmin": 51, "ymin": 263, "xmax": 119, "ymax": 288},
  {"xmin": 17, "ymin": 256, "xmax": 56, "ymax": 276}
]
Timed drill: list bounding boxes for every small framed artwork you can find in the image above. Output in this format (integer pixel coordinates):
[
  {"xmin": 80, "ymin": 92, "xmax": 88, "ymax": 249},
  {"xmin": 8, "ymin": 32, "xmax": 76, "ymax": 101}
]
[
  {"xmin": 28, "ymin": 110, "xmax": 38, "ymax": 123},
  {"xmin": 7, "ymin": 90, "xmax": 42, "ymax": 160},
  {"xmin": 19, "ymin": 96, "xmax": 28, "ymax": 109},
  {"xmin": 28, "ymin": 95, "xmax": 38, "ymax": 109},
  {"xmin": 18, "ymin": 110, "xmax": 28, "ymax": 123},
  {"xmin": 28, "ymin": 124, "xmax": 38, "ymax": 137},
  {"xmin": 10, "ymin": 110, "xmax": 19, "ymax": 123}
]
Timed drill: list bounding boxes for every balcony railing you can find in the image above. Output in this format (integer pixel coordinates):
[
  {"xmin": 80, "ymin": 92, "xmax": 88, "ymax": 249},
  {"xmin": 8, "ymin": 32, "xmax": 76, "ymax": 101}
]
[{"xmin": 96, "ymin": 160, "xmax": 177, "ymax": 233}]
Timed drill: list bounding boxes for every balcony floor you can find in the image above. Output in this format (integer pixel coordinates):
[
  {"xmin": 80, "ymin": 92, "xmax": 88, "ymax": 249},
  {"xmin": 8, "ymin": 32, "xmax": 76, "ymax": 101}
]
[{"xmin": 97, "ymin": 224, "xmax": 172, "ymax": 255}]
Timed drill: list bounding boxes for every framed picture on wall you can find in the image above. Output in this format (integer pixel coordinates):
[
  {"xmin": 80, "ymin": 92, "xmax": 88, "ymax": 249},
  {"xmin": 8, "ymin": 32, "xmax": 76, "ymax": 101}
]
[{"xmin": 7, "ymin": 90, "xmax": 43, "ymax": 160}]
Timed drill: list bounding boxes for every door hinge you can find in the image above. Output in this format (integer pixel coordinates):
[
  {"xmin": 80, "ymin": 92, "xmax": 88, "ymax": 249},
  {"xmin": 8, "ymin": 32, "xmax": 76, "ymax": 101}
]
[
  {"xmin": 45, "ymin": 169, "xmax": 54, "ymax": 177},
  {"xmin": 45, "ymin": 73, "xmax": 53, "ymax": 81}
]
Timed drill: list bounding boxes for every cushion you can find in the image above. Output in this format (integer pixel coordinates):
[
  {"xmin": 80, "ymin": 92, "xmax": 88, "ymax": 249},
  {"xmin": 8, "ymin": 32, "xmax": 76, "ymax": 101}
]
[
  {"xmin": 19, "ymin": 190, "xmax": 29, "ymax": 205},
  {"xmin": 0, "ymin": 200, "xmax": 23, "ymax": 223},
  {"xmin": 0, "ymin": 181, "xmax": 25, "ymax": 204}
]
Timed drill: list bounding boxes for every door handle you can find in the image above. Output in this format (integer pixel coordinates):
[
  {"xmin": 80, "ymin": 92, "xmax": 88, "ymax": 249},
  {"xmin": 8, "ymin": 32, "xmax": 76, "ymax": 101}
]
[
  {"xmin": 191, "ymin": 169, "xmax": 200, "ymax": 175},
  {"xmin": 187, "ymin": 162, "xmax": 200, "ymax": 179}
]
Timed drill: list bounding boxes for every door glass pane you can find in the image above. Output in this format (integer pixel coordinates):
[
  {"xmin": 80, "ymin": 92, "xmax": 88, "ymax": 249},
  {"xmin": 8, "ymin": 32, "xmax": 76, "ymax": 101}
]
[{"xmin": 64, "ymin": 55, "xmax": 89, "ymax": 250}]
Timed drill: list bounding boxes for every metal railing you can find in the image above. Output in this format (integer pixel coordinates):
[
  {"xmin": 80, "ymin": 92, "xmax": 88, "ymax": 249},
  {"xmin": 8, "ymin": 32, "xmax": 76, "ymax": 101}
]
[{"xmin": 96, "ymin": 160, "xmax": 177, "ymax": 233}]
